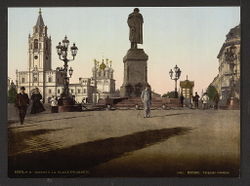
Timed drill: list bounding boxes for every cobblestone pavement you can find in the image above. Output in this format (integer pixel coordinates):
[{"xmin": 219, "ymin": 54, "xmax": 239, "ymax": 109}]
[{"xmin": 8, "ymin": 107, "xmax": 240, "ymax": 177}]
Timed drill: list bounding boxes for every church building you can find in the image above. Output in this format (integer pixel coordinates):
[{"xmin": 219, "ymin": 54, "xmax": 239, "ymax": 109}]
[
  {"xmin": 16, "ymin": 9, "xmax": 116, "ymax": 103},
  {"xmin": 91, "ymin": 58, "xmax": 116, "ymax": 101}
]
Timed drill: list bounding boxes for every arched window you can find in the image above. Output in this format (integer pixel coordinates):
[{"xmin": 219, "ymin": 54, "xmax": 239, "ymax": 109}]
[
  {"xmin": 48, "ymin": 77, "xmax": 52, "ymax": 83},
  {"xmin": 34, "ymin": 39, "xmax": 38, "ymax": 49},
  {"xmin": 45, "ymin": 41, "xmax": 49, "ymax": 50}
]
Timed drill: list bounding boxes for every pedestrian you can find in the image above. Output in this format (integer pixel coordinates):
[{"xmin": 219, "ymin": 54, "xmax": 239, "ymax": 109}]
[
  {"xmin": 50, "ymin": 95, "xmax": 58, "ymax": 113},
  {"xmin": 15, "ymin": 86, "xmax": 29, "ymax": 124},
  {"xmin": 30, "ymin": 87, "xmax": 45, "ymax": 114},
  {"xmin": 201, "ymin": 93, "xmax": 209, "ymax": 110},
  {"xmin": 190, "ymin": 95, "xmax": 194, "ymax": 109},
  {"xmin": 141, "ymin": 85, "xmax": 152, "ymax": 118},
  {"xmin": 180, "ymin": 93, "xmax": 184, "ymax": 107},
  {"xmin": 193, "ymin": 92, "xmax": 200, "ymax": 109},
  {"xmin": 71, "ymin": 95, "xmax": 76, "ymax": 105},
  {"xmin": 213, "ymin": 93, "xmax": 220, "ymax": 109}
]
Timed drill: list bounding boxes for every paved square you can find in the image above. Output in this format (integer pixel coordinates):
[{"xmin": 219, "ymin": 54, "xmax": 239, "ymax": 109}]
[{"xmin": 8, "ymin": 108, "xmax": 240, "ymax": 177}]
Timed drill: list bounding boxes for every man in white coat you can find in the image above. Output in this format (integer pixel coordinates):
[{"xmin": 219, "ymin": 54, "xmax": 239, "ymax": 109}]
[
  {"xmin": 141, "ymin": 85, "xmax": 152, "ymax": 118},
  {"xmin": 201, "ymin": 93, "xmax": 209, "ymax": 110}
]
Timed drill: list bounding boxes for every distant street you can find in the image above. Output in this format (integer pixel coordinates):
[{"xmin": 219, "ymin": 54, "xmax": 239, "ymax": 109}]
[{"xmin": 8, "ymin": 105, "xmax": 240, "ymax": 177}]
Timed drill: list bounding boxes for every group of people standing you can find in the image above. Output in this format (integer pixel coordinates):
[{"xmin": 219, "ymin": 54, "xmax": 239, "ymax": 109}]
[
  {"xmin": 180, "ymin": 91, "xmax": 220, "ymax": 109},
  {"xmin": 14, "ymin": 85, "xmax": 220, "ymax": 124},
  {"xmin": 15, "ymin": 87, "xmax": 45, "ymax": 124}
]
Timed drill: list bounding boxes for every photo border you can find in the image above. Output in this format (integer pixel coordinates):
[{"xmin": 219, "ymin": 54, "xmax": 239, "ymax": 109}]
[{"xmin": 1, "ymin": 0, "xmax": 250, "ymax": 185}]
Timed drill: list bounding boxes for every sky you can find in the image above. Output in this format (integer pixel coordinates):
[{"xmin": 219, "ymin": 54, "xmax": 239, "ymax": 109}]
[{"xmin": 8, "ymin": 7, "xmax": 240, "ymax": 95}]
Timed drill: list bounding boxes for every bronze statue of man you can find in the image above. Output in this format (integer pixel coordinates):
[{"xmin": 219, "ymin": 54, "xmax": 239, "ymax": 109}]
[{"xmin": 128, "ymin": 8, "xmax": 143, "ymax": 49}]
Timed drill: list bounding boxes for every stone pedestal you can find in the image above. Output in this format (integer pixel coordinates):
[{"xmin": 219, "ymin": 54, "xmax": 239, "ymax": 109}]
[
  {"xmin": 58, "ymin": 96, "xmax": 74, "ymax": 112},
  {"xmin": 120, "ymin": 48, "xmax": 149, "ymax": 97}
]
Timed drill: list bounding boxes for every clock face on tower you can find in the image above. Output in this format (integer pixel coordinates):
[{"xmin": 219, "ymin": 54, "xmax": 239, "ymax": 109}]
[{"xmin": 34, "ymin": 55, "xmax": 38, "ymax": 59}]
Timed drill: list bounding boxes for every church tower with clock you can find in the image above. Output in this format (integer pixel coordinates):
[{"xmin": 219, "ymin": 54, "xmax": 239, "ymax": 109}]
[
  {"xmin": 28, "ymin": 8, "xmax": 52, "ymax": 71},
  {"xmin": 16, "ymin": 9, "xmax": 65, "ymax": 102}
]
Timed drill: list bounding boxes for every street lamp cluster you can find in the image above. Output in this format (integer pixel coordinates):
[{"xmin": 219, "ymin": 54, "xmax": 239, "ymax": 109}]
[
  {"xmin": 56, "ymin": 36, "xmax": 78, "ymax": 109},
  {"xmin": 169, "ymin": 65, "xmax": 182, "ymax": 98}
]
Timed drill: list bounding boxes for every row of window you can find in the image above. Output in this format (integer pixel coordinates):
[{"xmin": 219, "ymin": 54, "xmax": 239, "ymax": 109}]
[
  {"xmin": 31, "ymin": 39, "xmax": 49, "ymax": 50},
  {"xmin": 47, "ymin": 88, "xmax": 87, "ymax": 94},
  {"xmin": 21, "ymin": 77, "xmax": 53, "ymax": 83}
]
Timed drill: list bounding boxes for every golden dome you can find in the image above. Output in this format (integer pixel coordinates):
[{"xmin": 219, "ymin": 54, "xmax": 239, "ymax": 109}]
[{"xmin": 99, "ymin": 62, "xmax": 106, "ymax": 70}]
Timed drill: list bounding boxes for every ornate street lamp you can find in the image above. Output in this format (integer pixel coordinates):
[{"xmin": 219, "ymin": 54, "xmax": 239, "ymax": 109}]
[
  {"xmin": 69, "ymin": 67, "xmax": 73, "ymax": 77},
  {"xmin": 169, "ymin": 65, "xmax": 181, "ymax": 98},
  {"xmin": 224, "ymin": 45, "xmax": 238, "ymax": 107},
  {"xmin": 56, "ymin": 35, "xmax": 78, "ymax": 111},
  {"xmin": 93, "ymin": 59, "xmax": 98, "ymax": 104}
]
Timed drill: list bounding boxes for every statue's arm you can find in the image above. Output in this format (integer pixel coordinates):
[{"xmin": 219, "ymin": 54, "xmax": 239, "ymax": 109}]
[{"xmin": 127, "ymin": 17, "xmax": 134, "ymax": 27}]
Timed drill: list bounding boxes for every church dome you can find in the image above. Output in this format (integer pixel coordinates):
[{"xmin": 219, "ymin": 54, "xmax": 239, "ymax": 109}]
[{"xmin": 99, "ymin": 62, "xmax": 106, "ymax": 70}]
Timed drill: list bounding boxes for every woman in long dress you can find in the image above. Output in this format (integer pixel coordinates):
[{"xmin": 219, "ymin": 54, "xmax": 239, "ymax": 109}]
[{"xmin": 30, "ymin": 88, "xmax": 45, "ymax": 114}]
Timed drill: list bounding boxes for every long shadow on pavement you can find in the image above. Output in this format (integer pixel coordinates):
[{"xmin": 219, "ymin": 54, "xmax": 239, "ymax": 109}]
[
  {"xmin": 150, "ymin": 113, "xmax": 191, "ymax": 118},
  {"xmin": 8, "ymin": 127, "xmax": 73, "ymax": 156},
  {"xmin": 9, "ymin": 127, "xmax": 192, "ymax": 177}
]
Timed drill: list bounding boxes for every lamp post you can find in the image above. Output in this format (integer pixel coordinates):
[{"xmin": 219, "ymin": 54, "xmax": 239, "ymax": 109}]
[
  {"xmin": 56, "ymin": 36, "xmax": 78, "ymax": 111},
  {"xmin": 169, "ymin": 65, "xmax": 181, "ymax": 98},
  {"xmin": 224, "ymin": 45, "xmax": 238, "ymax": 108},
  {"xmin": 93, "ymin": 59, "xmax": 98, "ymax": 104}
]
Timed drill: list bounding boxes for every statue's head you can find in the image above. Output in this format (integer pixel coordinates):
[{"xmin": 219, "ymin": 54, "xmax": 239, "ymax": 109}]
[{"xmin": 134, "ymin": 8, "xmax": 139, "ymax": 13}]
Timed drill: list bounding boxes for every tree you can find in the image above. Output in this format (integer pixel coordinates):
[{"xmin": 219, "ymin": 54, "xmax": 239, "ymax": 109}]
[
  {"xmin": 206, "ymin": 85, "xmax": 218, "ymax": 101},
  {"xmin": 8, "ymin": 86, "xmax": 17, "ymax": 103},
  {"xmin": 162, "ymin": 91, "xmax": 178, "ymax": 98}
]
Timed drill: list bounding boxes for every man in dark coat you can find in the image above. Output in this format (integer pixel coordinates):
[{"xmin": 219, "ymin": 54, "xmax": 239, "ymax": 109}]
[
  {"xmin": 180, "ymin": 93, "xmax": 185, "ymax": 107},
  {"xmin": 213, "ymin": 93, "xmax": 220, "ymax": 109},
  {"xmin": 15, "ymin": 87, "xmax": 29, "ymax": 124},
  {"xmin": 193, "ymin": 92, "xmax": 200, "ymax": 109}
]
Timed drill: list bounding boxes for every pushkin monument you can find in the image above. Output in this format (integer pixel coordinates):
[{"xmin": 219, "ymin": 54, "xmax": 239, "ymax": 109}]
[{"xmin": 120, "ymin": 8, "xmax": 150, "ymax": 97}]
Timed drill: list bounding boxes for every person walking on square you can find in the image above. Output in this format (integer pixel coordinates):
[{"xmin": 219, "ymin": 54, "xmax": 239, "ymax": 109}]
[
  {"xmin": 213, "ymin": 92, "xmax": 220, "ymax": 110},
  {"xmin": 180, "ymin": 93, "xmax": 184, "ymax": 107},
  {"xmin": 50, "ymin": 95, "xmax": 58, "ymax": 113},
  {"xmin": 201, "ymin": 92, "xmax": 209, "ymax": 110},
  {"xmin": 141, "ymin": 85, "xmax": 152, "ymax": 118},
  {"xmin": 193, "ymin": 92, "xmax": 200, "ymax": 109},
  {"xmin": 30, "ymin": 87, "xmax": 45, "ymax": 114},
  {"xmin": 15, "ymin": 86, "xmax": 29, "ymax": 124}
]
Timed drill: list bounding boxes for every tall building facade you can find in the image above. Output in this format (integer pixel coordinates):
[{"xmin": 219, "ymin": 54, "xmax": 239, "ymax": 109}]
[{"xmin": 210, "ymin": 24, "xmax": 240, "ymax": 104}]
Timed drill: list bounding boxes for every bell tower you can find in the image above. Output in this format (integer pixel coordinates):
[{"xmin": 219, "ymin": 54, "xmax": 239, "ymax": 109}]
[{"xmin": 28, "ymin": 8, "xmax": 52, "ymax": 71}]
